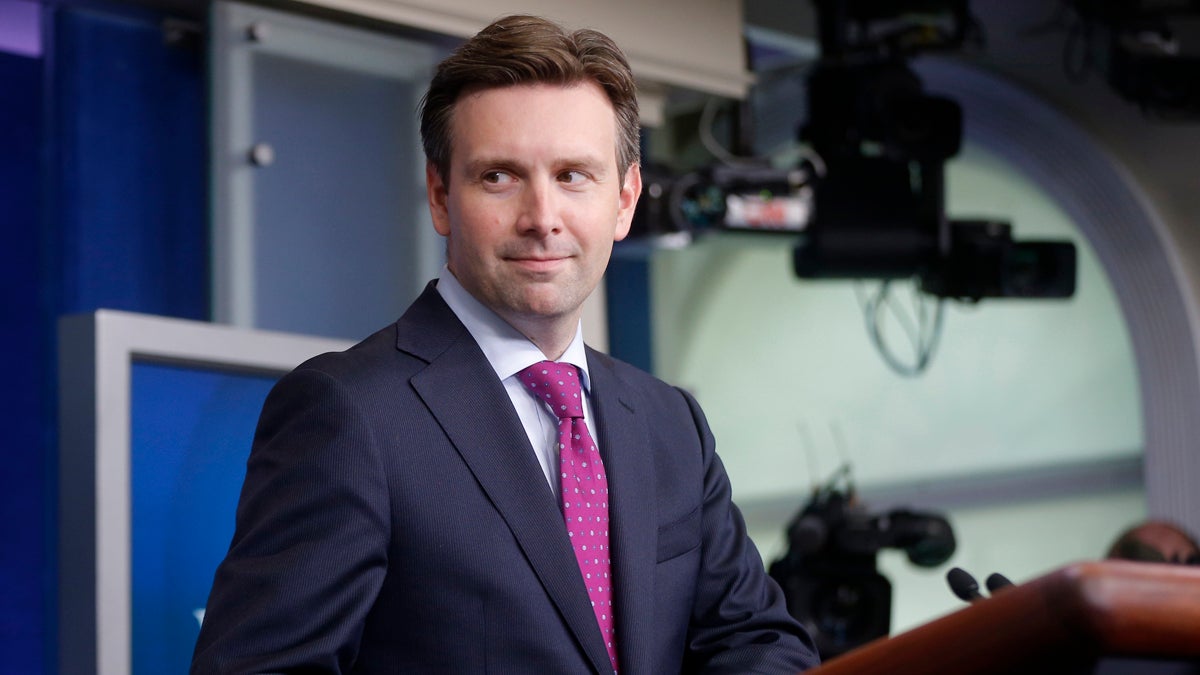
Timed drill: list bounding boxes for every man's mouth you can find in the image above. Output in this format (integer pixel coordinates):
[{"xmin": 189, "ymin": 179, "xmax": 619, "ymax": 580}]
[{"xmin": 508, "ymin": 254, "xmax": 569, "ymax": 273}]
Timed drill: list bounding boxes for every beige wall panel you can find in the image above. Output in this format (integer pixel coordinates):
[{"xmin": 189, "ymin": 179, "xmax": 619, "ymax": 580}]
[{"xmin": 290, "ymin": 0, "xmax": 752, "ymax": 97}]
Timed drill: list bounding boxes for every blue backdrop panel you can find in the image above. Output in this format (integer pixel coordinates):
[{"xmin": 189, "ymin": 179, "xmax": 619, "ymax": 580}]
[
  {"xmin": 50, "ymin": 4, "xmax": 207, "ymax": 319},
  {"xmin": 605, "ymin": 256, "xmax": 654, "ymax": 373},
  {"xmin": 130, "ymin": 362, "xmax": 278, "ymax": 673},
  {"xmin": 10, "ymin": 5, "xmax": 208, "ymax": 672},
  {"xmin": 0, "ymin": 48, "xmax": 45, "ymax": 675}
]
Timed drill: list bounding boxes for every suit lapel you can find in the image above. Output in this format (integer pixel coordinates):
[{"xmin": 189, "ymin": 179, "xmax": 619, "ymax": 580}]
[
  {"xmin": 588, "ymin": 351, "xmax": 658, "ymax": 675},
  {"xmin": 398, "ymin": 286, "xmax": 613, "ymax": 674}
]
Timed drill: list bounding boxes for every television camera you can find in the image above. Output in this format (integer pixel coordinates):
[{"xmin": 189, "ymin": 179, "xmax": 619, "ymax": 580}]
[
  {"xmin": 768, "ymin": 466, "xmax": 956, "ymax": 659},
  {"xmin": 634, "ymin": 0, "xmax": 1076, "ymax": 302},
  {"xmin": 1068, "ymin": 0, "xmax": 1200, "ymax": 120}
]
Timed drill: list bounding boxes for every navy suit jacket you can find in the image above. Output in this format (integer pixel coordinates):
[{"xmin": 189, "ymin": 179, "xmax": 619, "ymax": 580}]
[{"xmin": 192, "ymin": 283, "xmax": 818, "ymax": 674}]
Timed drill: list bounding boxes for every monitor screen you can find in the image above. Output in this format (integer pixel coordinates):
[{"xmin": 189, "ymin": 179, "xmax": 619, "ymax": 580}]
[{"xmin": 129, "ymin": 360, "xmax": 278, "ymax": 672}]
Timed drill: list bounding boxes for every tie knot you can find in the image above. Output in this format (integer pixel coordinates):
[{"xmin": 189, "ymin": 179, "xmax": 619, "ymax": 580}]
[{"xmin": 518, "ymin": 361, "xmax": 585, "ymax": 420}]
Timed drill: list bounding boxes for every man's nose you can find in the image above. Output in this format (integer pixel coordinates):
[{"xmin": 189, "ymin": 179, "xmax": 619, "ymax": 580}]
[{"xmin": 517, "ymin": 178, "xmax": 561, "ymax": 235}]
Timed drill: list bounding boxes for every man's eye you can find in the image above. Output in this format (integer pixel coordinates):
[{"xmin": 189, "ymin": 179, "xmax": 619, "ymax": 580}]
[
  {"xmin": 559, "ymin": 170, "xmax": 587, "ymax": 184},
  {"xmin": 482, "ymin": 171, "xmax": 514, "ymax": 184}
]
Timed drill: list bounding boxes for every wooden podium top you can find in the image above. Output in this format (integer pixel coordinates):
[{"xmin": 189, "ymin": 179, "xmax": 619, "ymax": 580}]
[{"xmin": 807, "ymin": 560, "xmax": 1200, "ymax": 675}]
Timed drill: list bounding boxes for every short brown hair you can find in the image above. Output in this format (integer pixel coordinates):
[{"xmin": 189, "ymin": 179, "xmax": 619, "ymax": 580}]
[
  {"xmin": 1107, "ymin": 520, "xmax": 1200, "ymax": 564},
  {"xmin": 420, "ymin": 14, "xmax": 640, "ymax": 184}
]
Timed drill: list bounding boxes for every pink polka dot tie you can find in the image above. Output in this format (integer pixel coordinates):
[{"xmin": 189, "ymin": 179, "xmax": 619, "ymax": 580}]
[{"xmin": 518, "ymin": 361, "xmax": 617, "ymax": 673}]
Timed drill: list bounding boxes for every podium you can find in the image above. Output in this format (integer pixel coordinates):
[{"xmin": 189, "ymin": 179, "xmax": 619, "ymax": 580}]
[{"xmin": 807, "ymin": 561, "xmax": 1200, "ymax": 674}]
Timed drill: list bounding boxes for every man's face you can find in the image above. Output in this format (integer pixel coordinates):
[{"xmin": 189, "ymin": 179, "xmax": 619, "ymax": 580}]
[{"xmin": 426, "ymin": 82, "xmax": 640, "ymax": 331}]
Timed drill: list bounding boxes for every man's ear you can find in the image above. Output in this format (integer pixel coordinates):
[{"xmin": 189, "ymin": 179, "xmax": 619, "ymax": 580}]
[
  {"xmin": 614, "ymin": 163, "xmax": 642, "ymax": 242},
  {"xmin": 426, "ymin": 162, "xmax": 451, "ymax": 236}
]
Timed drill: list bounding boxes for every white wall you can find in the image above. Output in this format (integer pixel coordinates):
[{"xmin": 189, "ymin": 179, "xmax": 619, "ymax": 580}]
[{"xmin": 653, "ymin": 141, "xmax": 1139, "ymax": 492}]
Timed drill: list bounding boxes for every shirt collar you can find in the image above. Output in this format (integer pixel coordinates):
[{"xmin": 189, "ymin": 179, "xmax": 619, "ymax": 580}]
[{"xmin": 436, "ymin": 267, "xmax": 592, "ymax": 392}]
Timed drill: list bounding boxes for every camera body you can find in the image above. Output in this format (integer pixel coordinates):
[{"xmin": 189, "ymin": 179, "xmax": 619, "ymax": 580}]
[
  {"xmin": 1070, "ymin": 0, "xmax": 1200, "ymax": 120},
  {"xmin": 769, "ymin": 484, "xmax": 955, "ymax": 658},
  {"xmin": 793, "ymin": 1, "xmax": 1076, "ymax": 301}
]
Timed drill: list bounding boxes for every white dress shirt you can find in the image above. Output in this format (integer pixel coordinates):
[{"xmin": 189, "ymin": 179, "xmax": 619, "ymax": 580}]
[{"xmin": 436, "ymin": 268, "xmax": 600, "ymax": 499}]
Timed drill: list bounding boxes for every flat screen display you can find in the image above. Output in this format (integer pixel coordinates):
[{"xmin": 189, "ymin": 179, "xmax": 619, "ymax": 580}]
[{"xmin": 129, "ymin": 361, "xmax": 278, "ymax": 673}]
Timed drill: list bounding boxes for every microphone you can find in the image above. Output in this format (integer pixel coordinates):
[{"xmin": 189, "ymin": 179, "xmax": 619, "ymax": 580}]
[
  {"xmin": 985, "ymin": 572, "xmax": 1014, "ymax": 594},
  {"xmin": 946, "ymin": 566, "xmax": 985, "ymax": 603}
]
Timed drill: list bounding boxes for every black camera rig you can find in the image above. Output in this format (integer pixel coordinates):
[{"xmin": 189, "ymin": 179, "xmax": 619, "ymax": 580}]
[
  {"xmin": 633, "ymin": 0, "xmax": 1077, "ymax": 302},
  {"xmin": 798, "ymin": 0, "xmax": 1076, "ymax": 301},
  {"xmin": 768, "ymin": 466, "xmax": 956, "ymax": 658}
]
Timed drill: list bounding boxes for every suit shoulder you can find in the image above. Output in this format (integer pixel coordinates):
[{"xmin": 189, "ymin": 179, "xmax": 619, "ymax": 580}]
[
  {"xmin": 289, "ymin": 322, "xmax": 416, "ymax": 390},
  {"xmin": 587, "ymin": 349, "xmax": 691, "ymax": 407}
]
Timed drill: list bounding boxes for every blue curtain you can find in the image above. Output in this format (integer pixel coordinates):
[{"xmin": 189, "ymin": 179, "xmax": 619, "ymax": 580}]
[
  {"xmin": 47, "ymin": 3, "xmax": 207, "ymax": 318},
  {"xmin": 0, "ymin": 45, "xmax": 47, "ymax": 675},
  {"xmin": 0, "ymin": 3, "xmax": 206, "ymax": 672}
]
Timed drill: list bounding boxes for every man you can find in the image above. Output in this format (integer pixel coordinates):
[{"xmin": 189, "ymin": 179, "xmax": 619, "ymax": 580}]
[
  {"xmin": 1107, "ymin": 520, "xmax": 1200, "ymax": 565},
  {"xmin": 193, "ymin": 14, "xmax": 818, "ymax": 674}
]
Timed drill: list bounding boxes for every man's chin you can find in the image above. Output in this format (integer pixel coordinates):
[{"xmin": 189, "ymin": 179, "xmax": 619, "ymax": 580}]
[{"xmin": 502, "ymin": 291, "xmax": 582, "ymax": 323}]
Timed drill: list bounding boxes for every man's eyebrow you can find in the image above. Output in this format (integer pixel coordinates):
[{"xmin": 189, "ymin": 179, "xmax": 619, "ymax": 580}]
[
  {"xmin": 556, "ymin": 154, "xmax": 612, "ymax": 176},
  {"xmin": 461, "ymin": 157, "xmax": 520, "ymax": 174},
  {"xmin": 461, "ymin": 154, "xmax": 611, "ymax": 175}
]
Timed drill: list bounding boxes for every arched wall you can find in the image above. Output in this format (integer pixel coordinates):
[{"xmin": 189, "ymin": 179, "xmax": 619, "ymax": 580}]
[{"xmin": 917, "ymin": 58, "xmax": 1200, "ymax": 532}]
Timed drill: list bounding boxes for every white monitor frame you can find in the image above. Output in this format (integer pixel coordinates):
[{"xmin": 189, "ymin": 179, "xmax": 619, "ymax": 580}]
[{"xmin": 58, "ymin": 310, "xmax": 351, "ymax": 675}]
